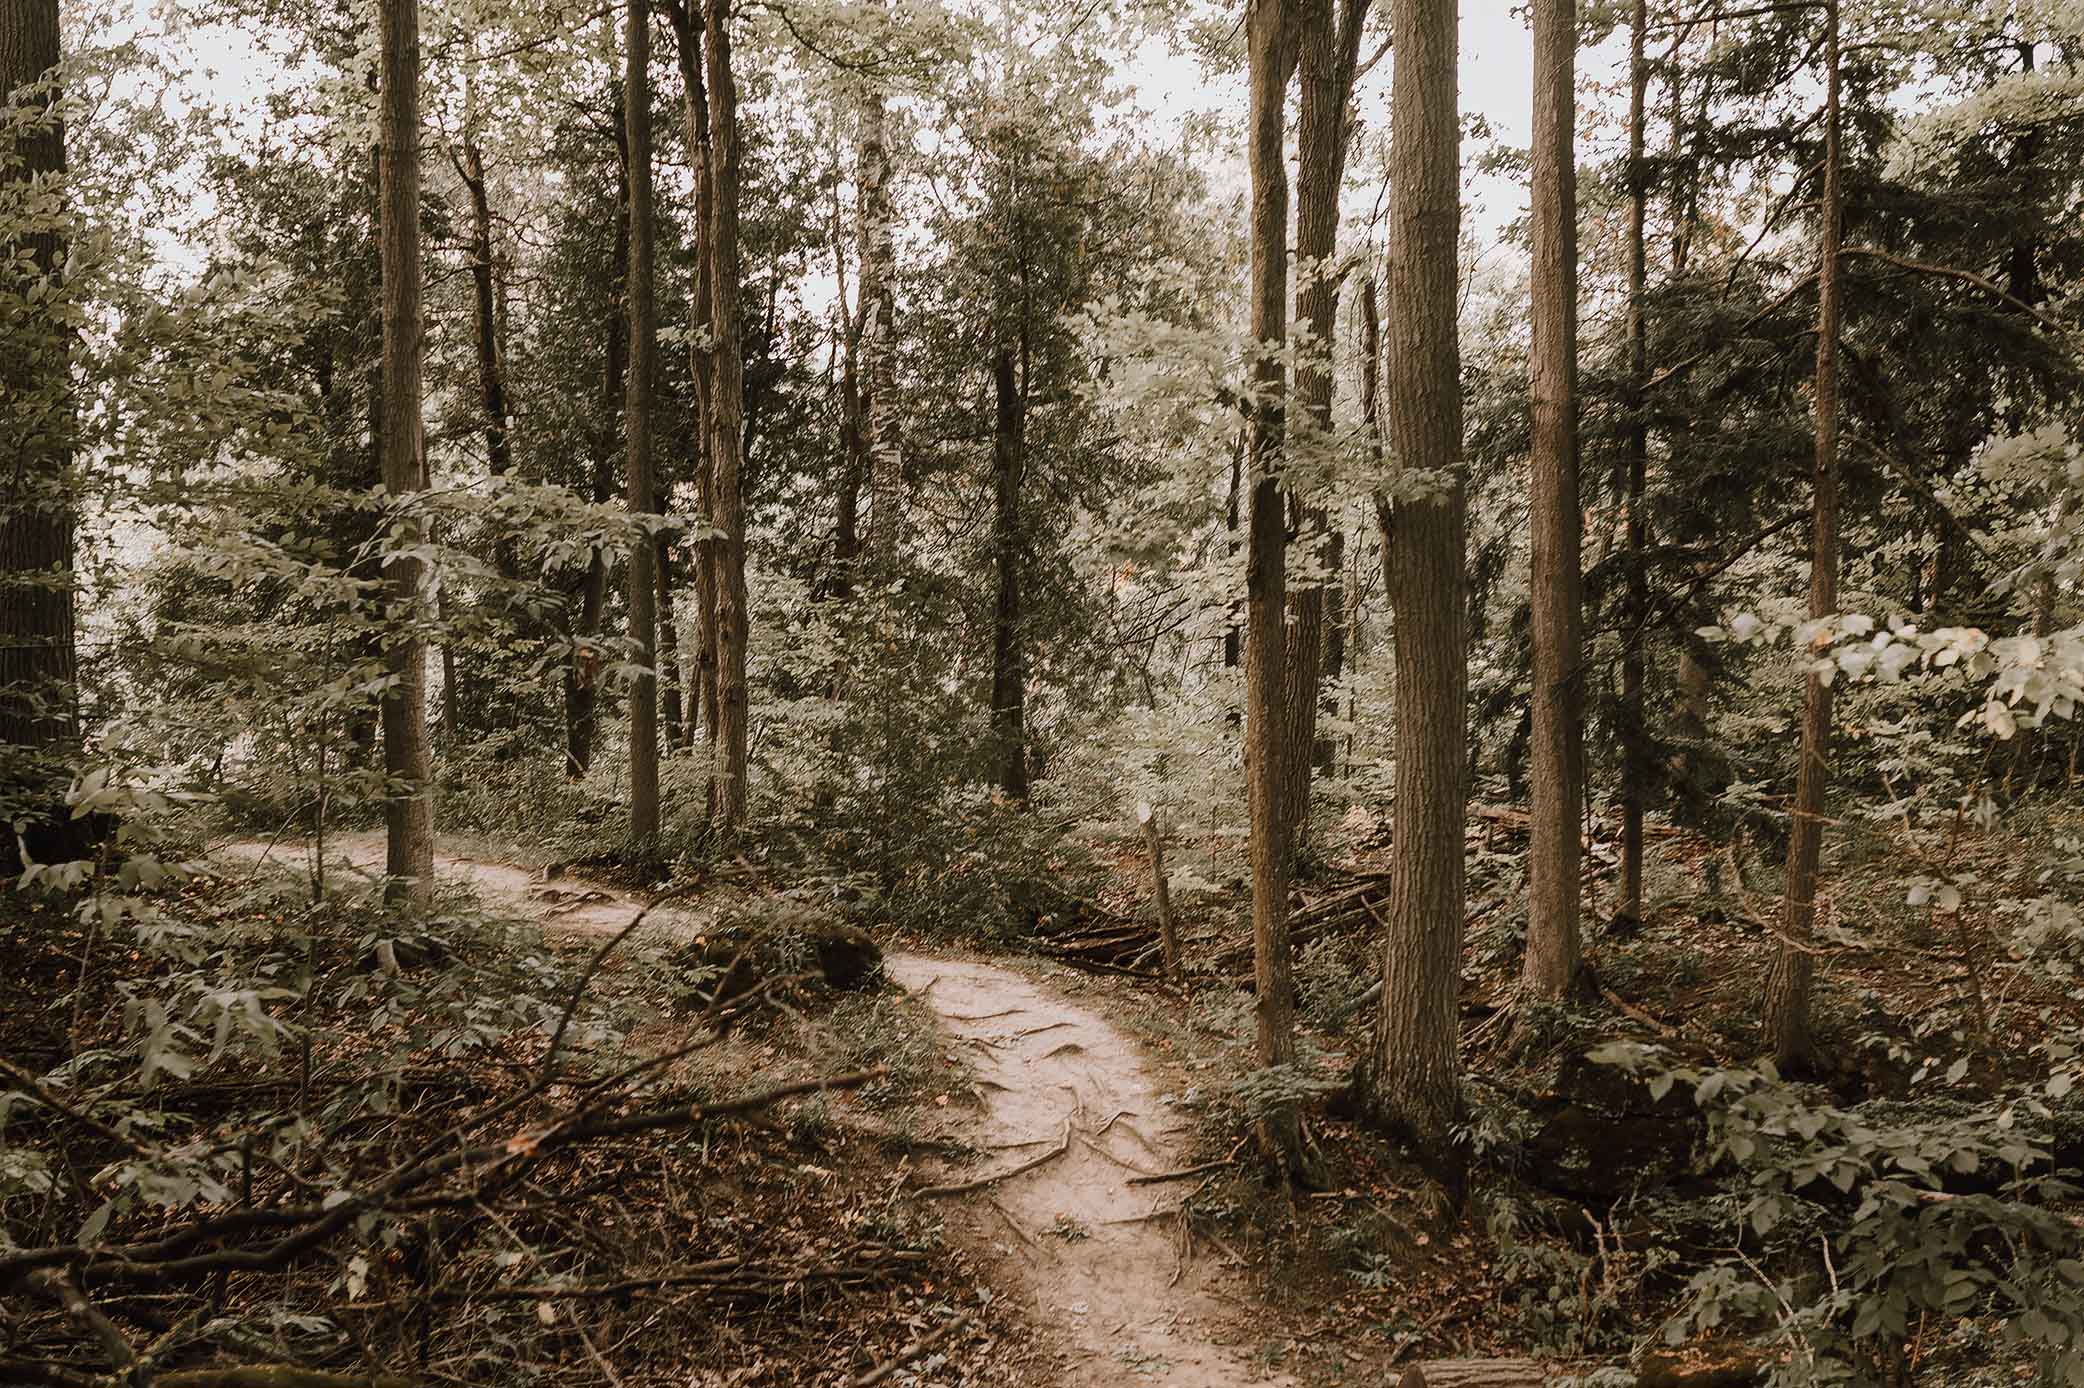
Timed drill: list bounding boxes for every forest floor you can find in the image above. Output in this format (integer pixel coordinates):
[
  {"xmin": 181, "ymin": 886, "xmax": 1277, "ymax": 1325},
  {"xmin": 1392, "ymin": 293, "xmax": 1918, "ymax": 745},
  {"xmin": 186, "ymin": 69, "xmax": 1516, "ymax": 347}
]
[
  {"xmin": 202, "ymin": 798, "xmax": 2084, "ymax": 1388},
  {"xmin": 218, "ymin": 833, "xmax": 1303, "ymax": 1387}
]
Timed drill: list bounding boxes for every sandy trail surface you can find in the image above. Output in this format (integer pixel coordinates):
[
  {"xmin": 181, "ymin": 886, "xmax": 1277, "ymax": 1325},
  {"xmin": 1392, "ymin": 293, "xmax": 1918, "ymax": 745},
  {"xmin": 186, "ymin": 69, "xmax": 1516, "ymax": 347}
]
[{"xmin": 216, "ymin": 834, "xmax": 1292, "ymax": 1386}]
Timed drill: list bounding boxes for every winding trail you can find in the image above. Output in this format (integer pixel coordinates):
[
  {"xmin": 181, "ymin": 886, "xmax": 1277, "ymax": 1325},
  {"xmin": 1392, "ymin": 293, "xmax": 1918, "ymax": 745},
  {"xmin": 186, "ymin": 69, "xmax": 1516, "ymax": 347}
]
[{"xmin": 216, "ymin": 834, "xmax": 1293, "ymax": 1386}]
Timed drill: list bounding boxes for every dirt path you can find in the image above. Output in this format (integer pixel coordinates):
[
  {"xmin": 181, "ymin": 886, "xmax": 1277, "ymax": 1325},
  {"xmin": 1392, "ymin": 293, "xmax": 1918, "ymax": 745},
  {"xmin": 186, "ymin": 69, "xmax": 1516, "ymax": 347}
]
[
  {"xmin": 880, "ymin": 953, "xmax": 1292, "ymax": 1386},
  {"xmin": 216, "ymin": 834, "xmax": 1292, "ymax": 1386}
]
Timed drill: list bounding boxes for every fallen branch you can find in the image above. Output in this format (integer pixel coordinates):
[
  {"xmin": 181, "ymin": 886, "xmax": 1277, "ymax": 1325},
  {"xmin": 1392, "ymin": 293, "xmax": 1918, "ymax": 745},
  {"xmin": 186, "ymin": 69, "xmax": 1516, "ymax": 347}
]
[{"xmin": 849, "ymin": 1310, "xmax": 978, "ymax": 1387}]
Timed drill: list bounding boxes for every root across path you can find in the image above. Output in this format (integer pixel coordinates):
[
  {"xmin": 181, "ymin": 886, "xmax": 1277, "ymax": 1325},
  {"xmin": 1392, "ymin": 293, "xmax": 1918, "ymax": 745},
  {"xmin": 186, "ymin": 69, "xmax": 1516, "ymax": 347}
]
[{"xmin": 215, "ymin": 834, "xmax": 1294, "ymax": 1386}]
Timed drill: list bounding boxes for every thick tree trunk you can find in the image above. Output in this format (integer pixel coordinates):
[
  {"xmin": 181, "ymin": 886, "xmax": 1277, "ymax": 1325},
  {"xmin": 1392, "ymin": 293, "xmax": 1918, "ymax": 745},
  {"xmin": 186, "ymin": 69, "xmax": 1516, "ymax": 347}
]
[
  {"xmin": 1762, "ymin": 0, "xmax": 1841, "ymax": 1070},
  {"xmin": 625, "ymin": 0, "xmax": 661, "ymax": 842},
  {"xmin": 858, "ymin": 53, "xmax": 901, "ymax": 575},
  {"xmin": 988, "ymin": 346, "xmax": 1028, "ymax": 799},
  {"xmin": 377, "ymin": 0, "xmax": 435, "ymax": 907},
  {"xmin": 1618, "ymin": 0, "xmax": 1650, "ymax": 928},
  {"xmin": 1524, "ymin": 0, "xmax": 1583, "ymax": 996},
  {"xmin": 0, "ymin": 0, "xmax": 78, "ymax": 768},
  {"xmin": 1360, "ymin": 0, "xmax": 1468, "ymax": 1155},
  {"xmin": 703, "ymin": 0, "xmax": 750, "ymax": 828},
  {"xmin": 1244, "ymin": 0, "xmax": 1311, "ymax": 1180}
]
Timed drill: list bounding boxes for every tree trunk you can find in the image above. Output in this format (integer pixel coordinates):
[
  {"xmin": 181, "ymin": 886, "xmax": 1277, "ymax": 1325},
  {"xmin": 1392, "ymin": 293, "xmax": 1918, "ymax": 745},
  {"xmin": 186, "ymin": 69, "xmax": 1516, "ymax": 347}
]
[
  {"xmin": 377, "ymin": 0, "xmax": 435, "ymax": 907},
  {"xmin": 1243, "ymin": 0, "xmax": 1311, "ymax": 1180},
  {"xmin": 657, "ymin": 527, "xmax": 683, "ymax": 745},
  {"xmin": 1524, "ymin": 0, "xmax": 1583, "ymax": 996},
  {"xmin": 460, "ymin": 143, "xmax": 515, "ymax": 580},
  {"xmin": 1143, "ymin": 808, "xmax": 1181, "ymax": 979},
  {"xmin": 1617, "ymin": 0, "xmax": 1650, "ymax": 928},
  {"xmin": 663, "ymin": 0, "xmax": 719, "ymax": 750},
  {"xmin": 625, "ymin": 0, "xmax": 661, "ymax": 842},
  {"xmin": 833, "ymin": 193, "xmax": 867, "ymax": 603},
  {"xmin": 702, "ymin": 0, "xmax": 750, "ymax": 828},
  {"xmin": 1279, "ymin": 0, "xmax": 1369, "ymax": 854},
  {"xmin": 563, "ymin": 95, "xmax": 629, "ymax": 779},
  {"xmin": 1360, "ymin": 0, "xmax": 1468, "ymax": 1155},
  {"xmin": 988, "ymin": 345, "xmax": 1028, "ymax": 799},
  {"xmin": 858, "ymin": 52, "xmax": 901, "ymax": 575},
  {"xmin": 1762, "ymin": 0, "xmax": 1841, "ymax": 1071},
  {"xmin": 0, "ymin": 0, "xmax": 78, "ymax": 772}
]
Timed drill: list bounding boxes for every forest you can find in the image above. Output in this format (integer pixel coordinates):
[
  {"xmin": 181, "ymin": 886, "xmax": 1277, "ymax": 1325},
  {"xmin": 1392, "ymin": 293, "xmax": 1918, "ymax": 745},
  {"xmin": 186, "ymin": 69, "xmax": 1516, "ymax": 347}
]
[{"xmin": 4, "ymin": 0, "xmax": 2084, "ymax": 1381}]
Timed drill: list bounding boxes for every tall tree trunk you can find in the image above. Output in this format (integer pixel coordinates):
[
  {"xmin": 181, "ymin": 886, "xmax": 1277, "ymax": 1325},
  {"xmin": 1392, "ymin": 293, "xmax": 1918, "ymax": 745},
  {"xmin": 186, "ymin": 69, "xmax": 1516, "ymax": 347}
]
[
  {"xmin": 625, "ymin": 0, "xmax": 661, "ymax": 842},
  {"xmin": 703, "ymin": 0, "xmax": 750, "ymax": 828},
  {"xmin": 1762, "ymin": 0, "xmax": 1841, "ymax": 1071},
  {"xmin": 833, "ymin": 188, "xmax": 867, "ymax": 603},
  {"xmin": 858, "ymin": 54, "xmax": 901, "ymax": 575},
  {"xmin": 377, "ymin": 0, "xmax": 435, "ymax": 907},
  {"xmin": 1360, "ymin": 0, "xmax": 1467, "ymax": 1155},
  {"xmin": 1617, "ymin": 0, "xmax": 1650, "ymax": 929},
  {"xmin": 461, "ymin": 143, "xmax": 515, "ymax": 579},
  {"xmin": 1244, "ymin": 0, "xmax": 1311, "ymax": 1180},
  {"xmin": 988, "ymin": 346, "xmax": 1028, "ymax": 799},
  {"xmin": 563, "ymin": 93, "xmax": 629, "ymax": 779},
  {"xmin": 0, "ymin": 0, "xmax": 78, "ymax": 776},
  {"xmin": 1524, "ymin": 0, "xmax": 1584, "ymax": 996},
  {"xmin": 1280, "ymin": 0, "xmax": 1370, "ymax": 857},
  {"xmin": 663, "ymin": 0, "xmax": 719, "ymax": 749}
]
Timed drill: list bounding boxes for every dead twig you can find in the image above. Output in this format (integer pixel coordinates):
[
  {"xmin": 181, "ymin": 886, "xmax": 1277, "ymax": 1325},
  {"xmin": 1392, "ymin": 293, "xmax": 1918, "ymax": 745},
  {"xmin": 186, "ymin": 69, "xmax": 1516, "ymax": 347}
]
[{"xmin": 849, "ymin": 1310, "xmax": 979, "ymax": 1387}]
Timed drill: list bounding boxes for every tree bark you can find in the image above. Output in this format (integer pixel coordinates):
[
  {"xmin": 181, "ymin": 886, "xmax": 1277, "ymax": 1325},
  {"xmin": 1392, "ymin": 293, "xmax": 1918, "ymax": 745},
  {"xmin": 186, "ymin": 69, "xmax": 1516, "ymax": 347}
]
[
  {"xmin": 1762, "ymin": 0, "xmax": 1841, "ymax": 1071},
  {"xmin": 460, "ymin": 143, "xmax": 515, "ymax": 580},
  {"xmin": 662, "ymin": 0, "xmax": 720, "ymax": 750},
  {"xmin": 1617, "ymin": 0, "xmax": 1650, "ymax": 928},
  {"xmin": 625, "ymin": 0, "xmax": 661, "ymax": 842},
  {"xmin": 1360, "ymin": 0, "xmax": 1468, "ymax": 1155},
  {"xmin": 702, "ymin": 0, "xmax": 750, "ymax": 828},
  {"xmin": 563, "ymin": 93, "xmax": 629, "ymax": 779},
  {"xmin": 988, "ymin": 346, "xmax": 1028, "ymax": 799},
  {"xmin": 1524, "ymin": 0, "xmax": 1583, "ymax": 996},
  {"xmin": 0, "ymin": 0, "xmax": 77, "ymax": 767},
  {"xmin": 858, "ymin": 50, "xmax": 901, "ymax": 575},
  {"xmin": 1280, "ymin": 0, "xmax": 1370, "ymax": 856},
  {"xmin": 1244, "ymin": 0, "xmax": 1311, "ymax": 1180},
  {"xmin": 377, "ymin": 0, "xmax": 435, "ymax": 907},
  {"xmin": 1143, "ymin": 808, "xmax": 1181, "ymax": 979}
]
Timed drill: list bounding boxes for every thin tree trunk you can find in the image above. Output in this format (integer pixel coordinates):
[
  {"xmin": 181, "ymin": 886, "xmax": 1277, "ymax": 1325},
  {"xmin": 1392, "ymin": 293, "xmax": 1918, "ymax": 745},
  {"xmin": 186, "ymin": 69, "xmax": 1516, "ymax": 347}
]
[
  {"xmin": 988, "ymin": 345, "xmax": 1028, "ymax": 799},
  {"xmin": 833, "ymin": 185, "xmax": 867, "ymax": 603},
  {"xmin": 663, "ymin": 0, "xmax": 719, "ymax": 750},
  {"xmin": 0, "ymin": 0, "xmax": 77, "ymax": 768},
  {"xmin": 858, "ymin": 51, "xmax": 901, "ymax": 574},
  {"xmin": 657, "ymin": 528, "xmax": 683, "ymax": 745},
  {"xmin": 1143, "ymin": 808, "xmax": 1181, "ymax": 979},
  {"xmin": 377, "ymin": 0, "xmax": 434, "ymax": 907},
  {"xmin": 461, "ymin": 143, "xmax": 515, "ymax": 580},
  {"xmin": 563, "ymin": 93, "xmax": 629, "ymax": 779},
  {"xmin": 625, "ymin": 0, "xmax": 661, "ymax": 842},
  {"xmin": 1280, "ymin": 0, "xmax": 1369, "ymax": 858},
  {"xmin": 703, "ymin": 0, "xmax": 750, "ymax": 828},
  {"xmin": 1244, "ymin": 0, "xmax": 1310, "ymax": 1181},
  {"xmin": 1762, "ymin": 0, "xmax": 1841, "ymax": 1071},
  {"xmin": 1524, "ymin": 0, "xmax": 1584, "ymax": 996},
  {"xmin": 1360, "ymin": 0, "xmax": 1467, "ymax": 1156},
  {"xmin": 1618, "ymin": 0, "xmax": 1650, "ymax": 929}
]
